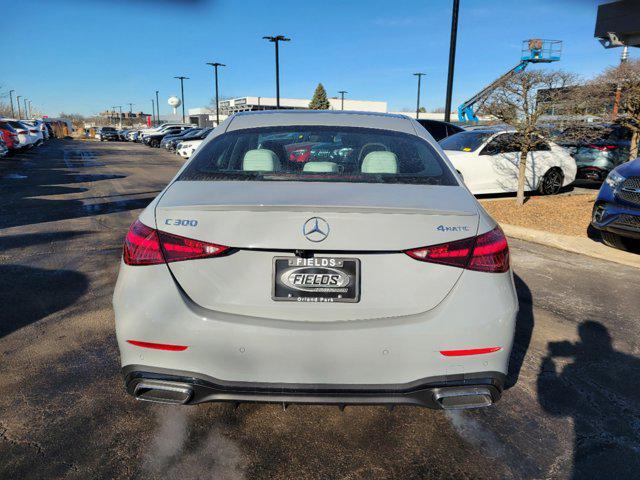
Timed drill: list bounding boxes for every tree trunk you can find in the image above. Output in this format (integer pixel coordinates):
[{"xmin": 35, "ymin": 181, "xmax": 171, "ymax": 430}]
[
  {"xmin": 630, "ymin": 130, "xmax": 639, "ymax": 161},
  {"xmin": 516, "ymin": 147, "xmax": 529, "ymax": 206}
]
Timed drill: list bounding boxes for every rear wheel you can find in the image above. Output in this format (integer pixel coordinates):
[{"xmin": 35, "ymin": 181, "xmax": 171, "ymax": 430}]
[
  {"xmin": 538, "ymin": 168, "xmax": 564, "ymax": 195},
  {"xmin": 151, "ymin": 139, "xmax": 160, "ymax": 148}
]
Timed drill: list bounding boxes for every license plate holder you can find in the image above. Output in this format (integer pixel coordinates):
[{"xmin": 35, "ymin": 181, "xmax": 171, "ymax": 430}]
[{"xmin": 272, "ymin": 257, "xmax": 360, "ymax": 303}]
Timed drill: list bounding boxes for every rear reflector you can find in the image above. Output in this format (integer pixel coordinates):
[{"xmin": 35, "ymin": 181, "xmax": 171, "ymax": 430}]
[
  {"xmin": 127, "ymin": 340, "xmax": 188, "ymax": 351},
  {"xmin": 405, "ymin": 226, "xmax": 509, "ymax": 273},
  {"xmin": 123, "ymin": 219, "xmax": 229, "ymax": 266},
  {"xmin": 440, "ymin": 347, "xmax": 501, "ymax": 356}
]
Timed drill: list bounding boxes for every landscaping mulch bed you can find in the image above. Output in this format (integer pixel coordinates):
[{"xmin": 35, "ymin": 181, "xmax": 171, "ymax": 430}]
[{"xmin": 480, "ymin": 192, "xmax": 598, "ymax": 238}]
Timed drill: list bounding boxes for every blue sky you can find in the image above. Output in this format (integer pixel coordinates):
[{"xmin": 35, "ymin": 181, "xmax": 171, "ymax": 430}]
[{"xmin": 1, "ymin": 0, "xmax": 633, "ymax": 117}]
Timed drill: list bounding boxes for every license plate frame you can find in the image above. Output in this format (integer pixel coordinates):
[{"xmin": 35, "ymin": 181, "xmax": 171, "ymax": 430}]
[{"xmin": 272, "ymin": 256, "xmax": 360, "ymax": 303}]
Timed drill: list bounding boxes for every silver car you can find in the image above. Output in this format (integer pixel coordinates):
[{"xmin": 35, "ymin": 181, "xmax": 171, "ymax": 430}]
[{"xmin": 113, "ymin": 111, "xmax": 518, "ymax": 410}]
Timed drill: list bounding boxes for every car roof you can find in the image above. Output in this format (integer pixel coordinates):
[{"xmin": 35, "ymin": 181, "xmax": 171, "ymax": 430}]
[{"xmin": 226, "ymin": 110, "xmax": 417, "ymax": 134}]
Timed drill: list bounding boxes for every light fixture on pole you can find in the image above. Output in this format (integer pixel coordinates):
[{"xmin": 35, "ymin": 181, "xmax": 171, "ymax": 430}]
[
  {"xmin": 413, "ymin": 73, "xmax": 426, "ymax": 119},
  {"xmin": 338, "ymin": 90, "xmax": 348, "ymax": 110},
  {"xmin": 174, "ymin": 76, "xmax": 189, "ymax": 123},
  {"xmin": 262, "ymin": 35, "xmax": 290, "ymax": 108},
  {"xmin": 9, "ymin": 90, "xmax": 15, "ymax": 117},
  {"xmin": 206, "ymin": 62, "xmax": 226, "ymax": 126}
]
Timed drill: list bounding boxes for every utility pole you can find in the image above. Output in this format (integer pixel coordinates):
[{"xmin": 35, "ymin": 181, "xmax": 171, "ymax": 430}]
[
  {"xmin": 174, "ymin": 76, "xmax": 189, "ymax": 123},
  {"xmin": 263, "ymin": 35, "xmax": 291, "ymax": 108},
  {"xmin": 612, "ymin": 45, "xmax": 630, "ymax": 120},
  {"xmin": 206, "ymin": 62, "xmax": 226, "ymax": 126},
  {"xmin": 444, "ymin": 0, "xmax": 460, "ymax": 123},
  {"xmin": 9, "ymin": 90, "xmax": 15, "ymax": 117},
  {"xmin": 414, "ymin": 73, "xmax": 426, "ymax": 119},
  {"xmin": 127, "ymin": 102, "xmax": 134, "ymax": 126},
  {"xmin": 155, "ymin": 90, "xmax": 160, "ymax": 126},
  {"xmin": 338, "ymin": 90, "xmax": 347, "ymax": 110}
]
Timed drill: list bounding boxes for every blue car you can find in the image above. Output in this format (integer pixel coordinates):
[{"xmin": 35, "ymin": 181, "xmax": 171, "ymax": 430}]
[{"xmin": 591, "ymin": 158, "xmax": 640, "ymax": 251}]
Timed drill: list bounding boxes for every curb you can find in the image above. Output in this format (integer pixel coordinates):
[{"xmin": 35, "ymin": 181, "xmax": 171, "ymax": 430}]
[{"xmin": 501, "ymin": 223, "xmax": 640, "ymax": 270}]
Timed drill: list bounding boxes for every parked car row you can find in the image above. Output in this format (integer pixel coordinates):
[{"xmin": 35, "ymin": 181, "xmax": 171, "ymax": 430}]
[
  {"xmin": 138, "ymin": 123, "xmax": 214, "ymax": 160},
  {"xmin": 0, "ymin": 117, "xmax": 52, "ymax": 158}
]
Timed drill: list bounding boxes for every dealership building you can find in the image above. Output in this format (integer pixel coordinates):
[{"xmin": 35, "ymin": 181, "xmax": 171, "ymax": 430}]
[{"xmin": 188, "ymin": 96, "xmax": 388, "ymax": 127}]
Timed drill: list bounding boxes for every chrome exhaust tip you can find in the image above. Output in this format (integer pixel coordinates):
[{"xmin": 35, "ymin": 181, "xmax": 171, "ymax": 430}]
[
  {"xmin": 433, "ymin": 386, "xmax": 494, "ymax": 410},
  {"xmin": 133, "ymin": 380, "xmax": 193, "ymax": 405}
]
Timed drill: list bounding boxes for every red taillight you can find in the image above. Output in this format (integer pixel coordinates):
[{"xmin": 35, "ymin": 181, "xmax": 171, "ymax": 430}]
[
  {"xmin": 123, "ymin": 220, "xmax": 229, "ymax": 266},
  {"xmin": 440, "ymin": 347, "xmax": 501, "ymax": 356},
  {"xmin": 587, "ymin": 144, "xmax": 617, "ymax": 151},
  {"xmin": 405, "ymin": 236, "xmax": 474, "ymax": 269},
  {"xmin": 126, "ymin": 340, "xmax": 188, "ymax": 351},
  {"xmin": 123, "ymin": 220, "xmax": 163, "ymax": 265},
  {"xmin": 158, "ymin": 229, "xmax": 229, "ymax": 263},
  {"xmin": 404, "ymin": 226, "xmax": 509, "ymax": 273}
]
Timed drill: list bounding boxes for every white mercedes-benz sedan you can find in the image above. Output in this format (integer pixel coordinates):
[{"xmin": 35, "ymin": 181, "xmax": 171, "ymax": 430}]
[
  {"xmin": 440, "ymin": 128, "xmax": 577, "ymax": 195},
  {"xmin": 113, "ymin": 110, "xmax": 518, "ymax": 410}
]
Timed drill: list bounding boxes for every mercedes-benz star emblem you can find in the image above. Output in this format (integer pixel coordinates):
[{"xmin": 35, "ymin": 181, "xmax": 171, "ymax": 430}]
[{"xmin": 303, "ymin": 217, "xmax": 330, "ymax": 242}]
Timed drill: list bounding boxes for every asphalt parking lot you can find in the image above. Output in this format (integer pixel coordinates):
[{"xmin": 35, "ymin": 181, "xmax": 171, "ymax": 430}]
[{"xmin": 1, "ymin": 139, "xmax": 639, "ymax": 480}]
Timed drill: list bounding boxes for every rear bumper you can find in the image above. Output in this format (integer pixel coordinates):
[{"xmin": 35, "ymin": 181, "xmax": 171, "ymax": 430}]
[{"xmin": 123, "ymin": 365, "xmax": 504, "ymax": 409}]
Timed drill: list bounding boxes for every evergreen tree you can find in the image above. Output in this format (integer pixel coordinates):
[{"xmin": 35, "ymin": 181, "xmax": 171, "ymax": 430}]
[{"xmin": 309, "ymin": 83, "xmax": 331, "ymax": 110}]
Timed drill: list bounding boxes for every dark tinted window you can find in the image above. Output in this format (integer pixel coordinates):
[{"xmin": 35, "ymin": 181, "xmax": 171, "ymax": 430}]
[
  {"xmin": 179, "ymin": 126, "xmax": 457, "ymax": 186},
  {"xmin": 417, "ymin": 120, "xmax": 448, "ymax": 141},
  {"xmin": 439, "ymin": 131, "xmax": 493, "ymax": 152},
  {"xmin": 481, "ymin": 133, "xmax": 521, "ymax": 155}
]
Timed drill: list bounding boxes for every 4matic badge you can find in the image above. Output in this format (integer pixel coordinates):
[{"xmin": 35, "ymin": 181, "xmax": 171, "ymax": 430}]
[{"xmin": 437, "ymin": 225, "xmax": 470, "ymax": 232}]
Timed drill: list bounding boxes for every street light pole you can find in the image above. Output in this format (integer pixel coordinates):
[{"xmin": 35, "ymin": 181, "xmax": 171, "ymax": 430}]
[
  {"xmin": 28, "ymin": 100, "xmax": 32, "ymax": 118},
  {"xmin": 24, "ymin": 98, "xmax": 29, "ymax": 119},
  {"xmin": 174, "ymin": 76, "xmax": 189, "ymax": 123},
  {"xmin": 16, "ymin": 95, "xmax": 22, "ymax": 118},
  {"xmin": 9, "ymin": 90, "xmax": 15, "ymax": 117},
  {"xmin": 444, "ymin": 0, "xmax": 460, "ymax": 123},
  {"xmin": 263, "ymin": 35, "xmax": 290, "ymax": 109},
  {"xmin": 155, "ymin": 90, "xmax": 160, "ymax": 126},
  {"xmin": 151, "ymin": 99, "xmax": 155, "ymax": 127},
  {"xmin": 111, "ymin": 106, "xmax": 116, "ymax": 126},
  {"xmin": 338, "ymin": 90, "xmax": 347, "ymax": 110},
  {"xmin": 116, "ymin": 105, "xmax": 122, "ymax": 128},
  {"xmin": 206, "ymin": 62, "xmax": 226, "ymax": 126},
  {"xmin": 413, "ymin": 73, "xmax": 426, "ymax": 119}
]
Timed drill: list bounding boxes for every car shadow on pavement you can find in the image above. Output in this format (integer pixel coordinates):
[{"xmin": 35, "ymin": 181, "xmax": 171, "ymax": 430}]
[
  {"xmin": 0, "ymin": 231, "xmax": 93, "ymax": 252},
  {"xmin": 0, "ymin": 264, "xmax": 89, "ymax": 338},
  {"xmin": 505, "ymin": 274, "xmax": 534, "ymax": 389},
  {"xmin": 537, "ymin": 321, "xmax": 640, "ymax": 479}
]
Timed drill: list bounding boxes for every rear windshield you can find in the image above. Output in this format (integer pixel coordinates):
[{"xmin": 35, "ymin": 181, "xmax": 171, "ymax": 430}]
[
  {"xmin": 178, "ymin": 126, "xmax": 457, "ymax": 186},
  {"xmin": 439, "ymin": 131, "xmax": 494, "ymax": 152}
]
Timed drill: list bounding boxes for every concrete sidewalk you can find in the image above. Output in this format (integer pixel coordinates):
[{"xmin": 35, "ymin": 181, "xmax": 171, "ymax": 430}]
[{"xmin": 501, "ymin": 223, "xmax": 640, "ymax": 269}]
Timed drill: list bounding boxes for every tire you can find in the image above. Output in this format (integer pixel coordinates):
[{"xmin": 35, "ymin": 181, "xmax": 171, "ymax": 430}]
[{"xmin": 538, "ymin": 168, "xmax": 564, "ymax": 195}]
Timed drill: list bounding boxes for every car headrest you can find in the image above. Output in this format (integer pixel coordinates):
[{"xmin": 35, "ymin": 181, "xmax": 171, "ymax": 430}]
[
  {"xmin": 302, "ymin": 162, "xmax": 339, "ymax": 173},
  {"xmin": 242, "ymin": 149, "xmax": 280, "ymax": 172},
  {"xmin": 361, "ymin": 151, "xmax": 398, "ymax": 174}
]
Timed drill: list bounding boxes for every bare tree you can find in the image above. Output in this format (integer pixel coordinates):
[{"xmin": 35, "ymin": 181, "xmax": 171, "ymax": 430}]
[
  {"xmin": 581, "ymin": 59, "xmax": 640, "ymax": 161},
  {"xmin": 478, "ymin": 69, "xmax": 578, "ymax": 205}
]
